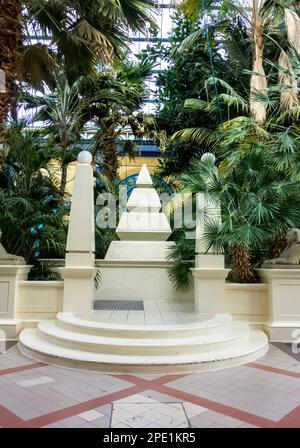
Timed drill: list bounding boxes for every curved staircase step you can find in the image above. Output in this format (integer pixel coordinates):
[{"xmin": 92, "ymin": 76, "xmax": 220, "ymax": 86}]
[
  {"xmin": 37, "ymin": 319, "xmax": 250, "ymax": 355},
  {"xmin": 56, "ymin": 312, "xmax": 233, "ymax": 338},
  {"xmin": 18, "ymin": 327, "xmax": 268, "ymax": 374}
]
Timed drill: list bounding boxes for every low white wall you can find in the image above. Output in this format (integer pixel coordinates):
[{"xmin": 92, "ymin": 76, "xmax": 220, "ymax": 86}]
[
  {"xmin": 17, "ymin": 281, "xmax": 63, "ymax": 328},
  {"xmin": 225, "ymin": 283, "xmax": 268, "ymax": 326},
  {"xmin": 12, "ymin": 280, "xmax": 268, "ymax": 328},
  {"xmin": 1, "ymin": 270, "xmax": 299, "ymax": 342},
  {"xmin": 95, "ymin": 261, "xmax": 193, "ymax": 302},
  {"xmin": 258, "ymin": 269, "xmax": 300, "ymax": 342}
]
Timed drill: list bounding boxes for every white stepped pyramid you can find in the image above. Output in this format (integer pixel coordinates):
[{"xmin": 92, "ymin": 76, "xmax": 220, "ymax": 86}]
[
  {"xmin": 18, "ymin": 162, "xmax": 268, "ymax": 373},
  {"xmin": 105, "ymin": 164, "xmax": 174, "ymax": 259},
  {"xmin": 116, "ymin": 164, "xmax": 171, "ymax": 240}
]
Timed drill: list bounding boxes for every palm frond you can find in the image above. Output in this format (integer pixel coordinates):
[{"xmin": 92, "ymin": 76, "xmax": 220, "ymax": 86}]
[
  {"xmin": 171, "ymin": 127, "xmax": 213, "ymax": 146},
  {"xmin": 19, "ymin": 44, "xmax": 56, "ymax": 89},
  {"xmin": 72, "ymin": 19, "xmax": 114, "ymax": 64},
  {"xmin": 174, "ymin": 28, "xmax": 205, "ymax": 54}
]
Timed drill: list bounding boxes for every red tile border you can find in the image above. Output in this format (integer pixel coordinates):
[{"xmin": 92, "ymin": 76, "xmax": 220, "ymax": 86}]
[
  {"xmin": 0, "ymin": 370, "xmax": 300, "ymax": 428},
  {"xmin": 274, "ymin": 405, "xmax": 300, "ymax": 428},
  {"xmin": 113, "ymin": 374, "xmax": 187, "ymax": 387},
  {"xmin": 27, "ymin": 384, "xmax": 145, "ymax": 427},
  {"xmin": 247, "ymin": 362, "xmax": 300, "ymax": 379},
  {"xmin": 155, "ymin": 384, "xmax": 276, "ymax": 427},
  {"xmin": 0, "ymin": 362, "xmax": 46, "ymax": 377},
  {"xmin": 0, "ymin": 405, "xmax": 29, "ymax": 428},
  {"xmin": 26, "ymin": 375, "xmax": 187, "ymax": 427}
]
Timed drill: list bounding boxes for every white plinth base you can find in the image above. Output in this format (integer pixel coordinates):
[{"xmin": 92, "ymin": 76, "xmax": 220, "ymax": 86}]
[
  {"xmin": 60, "ymin": 267, "xmax": 97, "ymax": 314},
  {"xmin": 95, "ymin": 260, "xmax": 193, "ymax": 301},
  {"xmin": 0, "ymin": 265, "xmax": 32, "ymax": 339},
  {"xmin": 18, "ymin": 311, "xmax": 268, "ymax": 374},
  {"xmin": 192, "ymin": 268, "xmax": 230, "ymax": 314},
  {"xmin": 258, "ymin": 268, "xmax": 300, "ymax": 342},
  {"xmin": 0, "ymin": 319, "xmax": 21, "ymax": 340}
]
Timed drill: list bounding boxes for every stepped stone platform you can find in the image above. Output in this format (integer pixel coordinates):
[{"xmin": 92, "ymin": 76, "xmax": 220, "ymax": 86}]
[
  {"xmin": 18, "ymin": 162, "xmax": 268, "ymax": 373},
  {"xmin": 19, "ymin": 301, "xmax": 268, "ymax": 374}
]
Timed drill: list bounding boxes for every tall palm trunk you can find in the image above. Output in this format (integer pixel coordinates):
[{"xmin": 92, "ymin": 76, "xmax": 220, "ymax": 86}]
[
  {"xmin": 250, "ymin": 0, "xmax": 267, "ymax": 123},
  {"xmin": 278, "ymin": 8, "xmax": 300, "ymax": 109},
  {"xmin": 103, "ymin": 131, "xmax": 119, "ymax": 182},
  {"xmin": 285, "ymin": 7, "xmax": 300, "ymax": 55},
  {"xmin": 100, "ymin": 120, "xmax": 120, "ymax": 182},
  {"xmin": 278, "ymin": 50, "xmax": 299, "ymax": 109},
  {"xmin": 232, "ymin": 244, "xmax": 256, "ymax": 283},
  {"xmin": 60, "ymin": 162, "xmax": 68, "ymax": 197},
  {"xmin": 272, "ymin": 231, "xmax": 287, "ymax": 258},
  {"xmin": 59, "ymin": 130, "xmax": 69, "ymax": 197},
  {"xmin": 0, "ymin": 0, "xmax": 22, "ymax": 140}
]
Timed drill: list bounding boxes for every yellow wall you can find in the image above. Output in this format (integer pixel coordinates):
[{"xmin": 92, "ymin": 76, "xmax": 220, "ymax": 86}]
[
  {"xmin": 118, "ymin": 156, "xmax": 160, "ymax": 179},
  {"xmin": 47, "ymin": 156, "xmax": 161, "ymax": 196}
]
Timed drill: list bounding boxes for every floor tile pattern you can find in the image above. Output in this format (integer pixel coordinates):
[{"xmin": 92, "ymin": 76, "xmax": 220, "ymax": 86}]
[{"xmin": 0, "ymin": 343, "xmax": 299, "ymax": 428}]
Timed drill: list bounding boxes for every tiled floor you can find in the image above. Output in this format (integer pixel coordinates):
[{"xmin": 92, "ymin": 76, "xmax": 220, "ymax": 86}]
[
  {"xmin": 0, "ymin": 343, "xmax": 300, "ymax": 428},
  {"xmin": 77, "ymin": 300, "xmax": 199, "ymax": 326}
]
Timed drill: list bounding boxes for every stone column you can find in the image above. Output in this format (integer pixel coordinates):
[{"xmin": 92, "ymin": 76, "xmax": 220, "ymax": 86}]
[
  {"xmin": 193, "ymin": 153, "xmax": 229, "ymax": 314},
  {"xmin": 60, "ymin": 151, "xmax": 97, "ymax": 314}
]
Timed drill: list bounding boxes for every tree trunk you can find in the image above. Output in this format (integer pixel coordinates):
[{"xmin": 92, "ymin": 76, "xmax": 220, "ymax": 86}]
[
  {"xmin": 250, "ymin": 0, "xmax": 267, "ymax": 123},
  {"xmin": 272, "ymin": 232, "xmax": 287, "ymax": 258},
  {"xmin": 101, "ymin": 122, "xmax": 119, "ymax": 182},
  {"xmin": 0, "ymin": 0, "xmax": 22, "ymax": 140},
  {"xmin": 231, "ymin": 244, "xmax": 256, "ymax": 283},
  {"xmin": 60, "ymin": 162, "xmax": 68, "ymax": 197},
  {"xmin": 278, "ymin": 50, "xmax": 299, "ymax": 109},
  {"xmin": 285, "ymin": 7, "xmax": 300, "ymax": 55}
]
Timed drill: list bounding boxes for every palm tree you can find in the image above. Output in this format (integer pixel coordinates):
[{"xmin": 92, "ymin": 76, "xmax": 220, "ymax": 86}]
[
  {"xmin": 0, "ymin": 0, "xmax": 156, "ymax": 137},
  {"xmin": 23, "ymin": 76, "xmax": 85, "ymax": 196},
  {"xmin": 173, "ymin": 76, "xmax": 300, "ymax": 178},
  {"xmin": 178, "ymin": 150, "xmax": 300, "ymax": 283},
  {"xmin": 85, "ymin": 59, "xmax": 158, "ymax": 181},
  {"xmin": 179, "ymin": 1, "xmax": 300, "ymax": 122},
  {"xmin": 168, "ymin": 72, "xmax": 300, "ymax": 284},
  {"xmin": 23, "ymin": 73, "xmax": 128, "ymax": 195},
  {"xmin": 0, "ymin": 1, "xmax": 22, "ymax": 138},
  {"xmin": 0, "ymin": 122, "xmax": 67, "ymax": 261},
  {"xmin": 25, "ymin": 0, "xmax": 156, "ymax": 80}
]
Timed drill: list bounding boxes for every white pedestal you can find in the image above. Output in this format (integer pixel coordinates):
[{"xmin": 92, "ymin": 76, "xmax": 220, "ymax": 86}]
[
  {"xmin": 258, "ymin": 268, "xmax": 300, "ymax": 341},
  {"xmin": 192, "ymin": 268, "xmax": 229, "ymax": 314},
  {"xmin": 60, "ymin": 267, "xmax": 97, "ymax": 314},
  {"xmin": 95, "ymin": 260, "xmax": 193, "ymax": 302},
  {"xmin": 0, "ymin": 265, "xmax": 32, "ymax": 338},
  {"xmin": 195, "ymin": 254, "xmax": 225, "ymax": 269}
]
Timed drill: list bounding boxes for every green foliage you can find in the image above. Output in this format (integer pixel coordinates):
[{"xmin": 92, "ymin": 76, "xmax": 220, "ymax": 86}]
[
  {"xmin": 167, "ymin": 230, "xmax": 195, "ymax": 291},
  {"xmin": 23, "ymin": 0, "xmax": 156, "ymax": 84},
  {"xmin": 0, "ymin": 123, "xmax": 67, "ymax": 263},
  {"xmin": 140, "ymin": 10, "xmax": 252, "ymax": 177},
  {"xmin": 177, "ymin": 148, "xmax": 300, "ymax": 283},
  {"xmin": 28, "ymin": 260, "xmax": 62, "ymax": 281}
]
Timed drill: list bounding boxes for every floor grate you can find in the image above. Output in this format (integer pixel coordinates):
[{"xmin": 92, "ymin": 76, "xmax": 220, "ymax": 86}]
[{"xmin": 93, "ymin": 299, "xmax": 144, "ymax": 311}]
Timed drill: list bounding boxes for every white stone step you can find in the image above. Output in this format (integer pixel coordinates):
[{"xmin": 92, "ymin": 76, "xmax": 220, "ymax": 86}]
[
  {"xmin": 56, "ymin": 312, "xmax": 233, "ymax": 338},
  {"xmin": 126, "ymin": 188, "xmax": 162, "ymax": 213},
  {"xmin": 18, "ymin": 328, "xmax": 268, "ymax": 374},
  {"xmin": 37, "ymin": 320, "xmax": 250, "ymax": 356}
]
